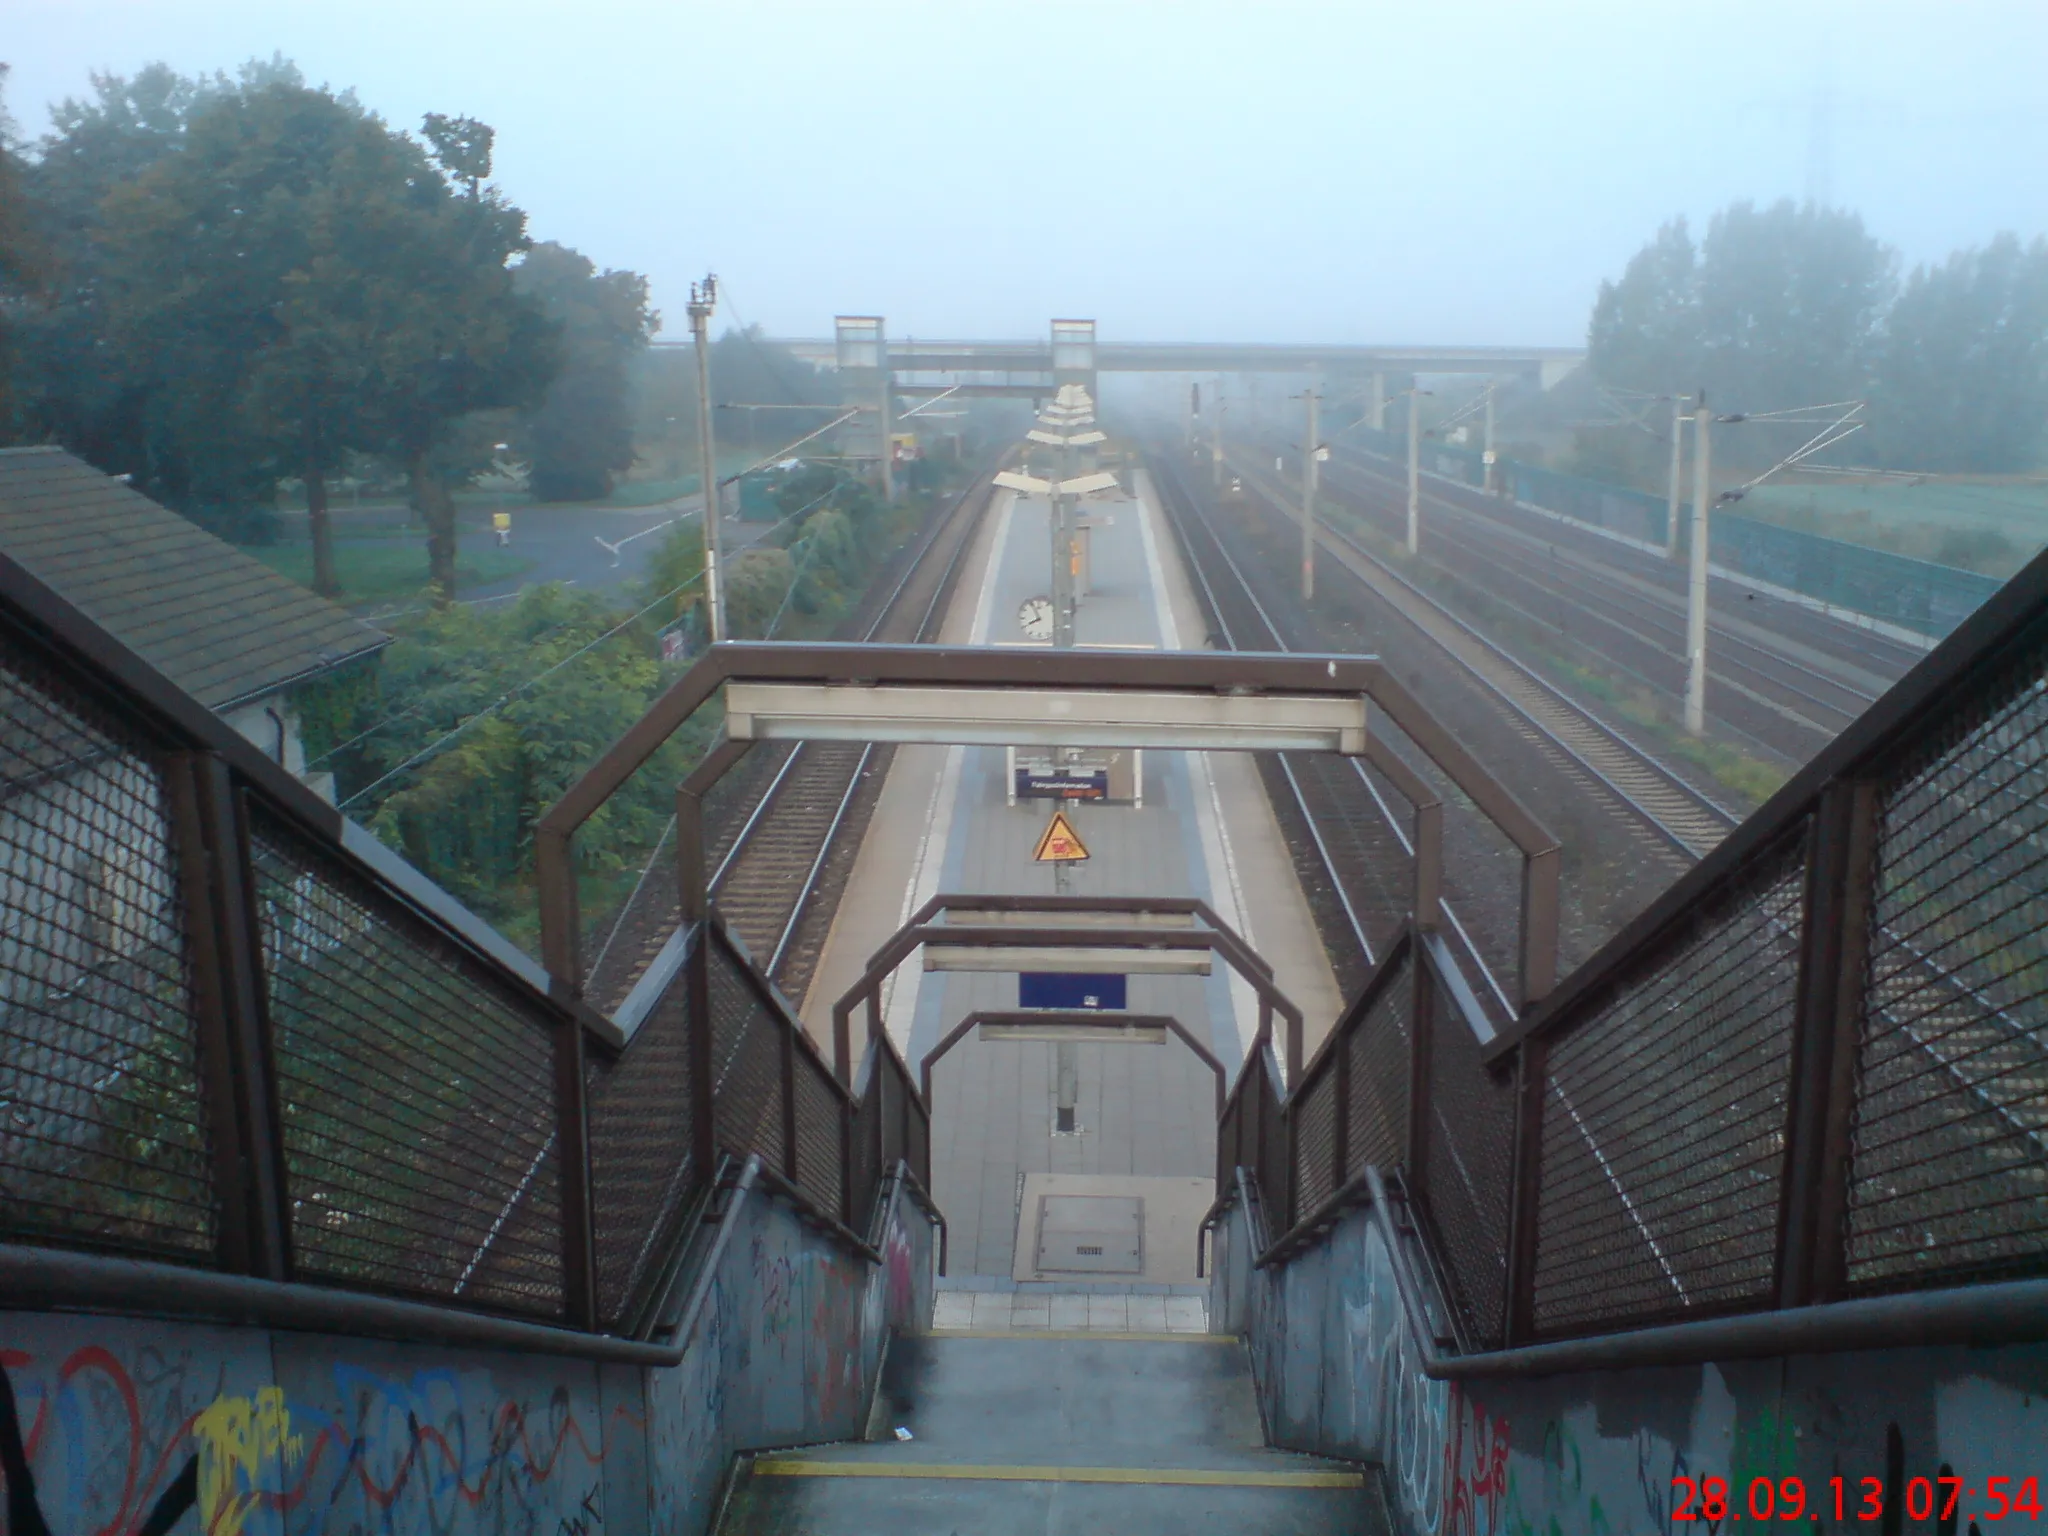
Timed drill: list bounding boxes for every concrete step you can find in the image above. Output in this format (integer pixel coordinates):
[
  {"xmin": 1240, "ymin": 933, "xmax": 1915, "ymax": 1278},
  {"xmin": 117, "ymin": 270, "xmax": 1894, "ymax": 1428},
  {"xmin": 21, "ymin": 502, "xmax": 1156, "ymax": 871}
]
[{"xmin": 715, "ymin": 1332, "xmax": 1389, "ymax": 1535}]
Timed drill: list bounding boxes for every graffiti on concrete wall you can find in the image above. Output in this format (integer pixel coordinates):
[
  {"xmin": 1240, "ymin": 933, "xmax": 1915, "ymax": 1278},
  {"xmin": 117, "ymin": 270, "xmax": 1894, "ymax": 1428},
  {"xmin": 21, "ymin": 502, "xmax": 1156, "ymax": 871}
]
[
  {"xmin": 2, "ymin": 1179, "xmax": 938, "ymax": 1536},
  {"xmin": 0, "ymin": 1318, "xmax": 624, "ymax": 1536},
  {"xmin": 1220, "ymin": 1195, "xmax": 2048, "ymax": 1536}
]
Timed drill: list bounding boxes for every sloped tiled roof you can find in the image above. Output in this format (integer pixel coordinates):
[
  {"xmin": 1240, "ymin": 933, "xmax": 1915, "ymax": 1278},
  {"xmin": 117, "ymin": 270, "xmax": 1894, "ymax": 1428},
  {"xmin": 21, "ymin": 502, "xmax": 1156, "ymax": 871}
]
[{"xmin": 0, "ymin": 446, "xmax": 388, "ymax": 708}]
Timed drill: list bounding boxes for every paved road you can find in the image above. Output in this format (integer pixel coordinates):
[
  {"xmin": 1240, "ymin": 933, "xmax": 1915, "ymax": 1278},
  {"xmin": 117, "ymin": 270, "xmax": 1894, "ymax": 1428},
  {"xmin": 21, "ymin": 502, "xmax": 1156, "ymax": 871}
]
[{"xmin": 303, "ymin": 495, "xmax": 772, "ymax": 612}]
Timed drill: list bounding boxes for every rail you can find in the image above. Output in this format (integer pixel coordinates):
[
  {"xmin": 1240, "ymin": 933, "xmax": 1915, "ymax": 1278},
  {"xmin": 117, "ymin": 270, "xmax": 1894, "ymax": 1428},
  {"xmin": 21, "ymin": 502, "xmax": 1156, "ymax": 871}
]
[
  {"xmin": 1219, "ymin": 541, "xmax": 2048, "ymax": 1350},
  {"xmin": 0, "ymin": 551, "xmax": 928, "ymax": 1336}
]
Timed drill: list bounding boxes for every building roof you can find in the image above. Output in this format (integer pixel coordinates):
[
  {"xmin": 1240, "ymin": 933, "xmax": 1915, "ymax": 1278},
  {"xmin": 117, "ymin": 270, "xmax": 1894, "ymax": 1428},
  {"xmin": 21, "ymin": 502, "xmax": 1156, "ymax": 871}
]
[{"xmin": 0, "ymin": 446, "xmax": 388, "ymax": 710}]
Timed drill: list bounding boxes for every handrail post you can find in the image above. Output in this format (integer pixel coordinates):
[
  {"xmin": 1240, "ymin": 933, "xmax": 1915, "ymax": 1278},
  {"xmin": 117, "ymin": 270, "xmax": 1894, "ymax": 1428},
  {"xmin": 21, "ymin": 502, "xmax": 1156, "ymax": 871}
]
[
  {"xmin": 554, "ymin": 1015, "xmax": 599, "ymax": 1329},
  {"xmin": 536, "ymin": 826, "xmax": 580, "ymax": 993},
  {"xmin": 1776, "ymin": 784, "xmax": 1880, "ymax": 1308},
  {"xmin": 780, "ymin": 993, "xmax": 800, "ymax": 1186},
  {"xmin": 1414, "ymin": 800, "xmax": 1443, "ymax": 931},
  {"xmin": 1503, "ymin": 1034, "xmax": 1547, "ymax": 1346},
  {"xmin": 165, "ymin": 753, "xmax": 291, "ymax": 1281},
  {"xmin": 1332, "ymin": 994, "xmax": 1352, "ymax": 1191},
  {"xmin": 1519, "ymin": 845, "xmax": 1561, "ymax": 1009},
  {"xmin": 1405, "ymin": 936, "xmax": 1434, "ymax": 1180}
]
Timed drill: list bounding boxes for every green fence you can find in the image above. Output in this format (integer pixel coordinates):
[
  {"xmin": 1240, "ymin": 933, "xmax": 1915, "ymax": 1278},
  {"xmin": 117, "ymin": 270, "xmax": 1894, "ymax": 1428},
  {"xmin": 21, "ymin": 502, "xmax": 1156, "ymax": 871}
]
[{"xmin": 1338, "ymin": 428, "xmax": 2000, "ymax": 641}]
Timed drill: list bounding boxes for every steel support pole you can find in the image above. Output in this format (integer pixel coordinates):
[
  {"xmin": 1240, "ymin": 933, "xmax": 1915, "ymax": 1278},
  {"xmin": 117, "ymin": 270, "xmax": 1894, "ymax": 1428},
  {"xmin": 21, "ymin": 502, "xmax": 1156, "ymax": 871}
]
[
  {"xmin": 878, "ymin": 363, "xmax": 895, "ymax": 504},
  {"xmin": 1406, "ymin": 392, "xmax": 1422, "ymax": 555},
  {"xmin": 1685, "ymin": 402, "xmax": 1712, "ymax": 734},
  {"xmin": 1665, "ymin": 396, "xmax": 1686, "ymax": 559},
  {"xmin": 1482, "ymin": 384, "xmax": 1497, "ymax": 495},
  {"xmin": 1502, "ymin": 1033, "xmax": 1548, "ymax": 1346},
  {"xmin": 1213, "ymin": 393, "xmax": 1226, "ymax": 487},
  {"xmin": 1405, "ymin": 937, "xmax": 1434, "ymax": 1179},
  {"xmin": 1301, "ymin": 389, "xmax": 1318, "ymax": 602},
  {"xmin": 688, "ymin": 278, "xmax": 725, "ymax": 642},
  {"xmin": 165, "ymin": 753, "xmax": 291, "ymax": 1281},
  {"xmin": 1776, "ymin": 781, "xmax": 1880, "ymax": 1307}
]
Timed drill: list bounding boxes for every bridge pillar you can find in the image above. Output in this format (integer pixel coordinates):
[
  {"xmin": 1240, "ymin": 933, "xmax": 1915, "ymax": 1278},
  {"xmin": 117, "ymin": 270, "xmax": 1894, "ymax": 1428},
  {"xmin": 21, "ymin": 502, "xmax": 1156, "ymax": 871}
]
[
  {"xmin": 835, "ymin": 315, "xmax": 893, "ymax": 501},
  {"xmin": 1051, "ymin": 318, "xmax": 1097, "ymax": 404}
]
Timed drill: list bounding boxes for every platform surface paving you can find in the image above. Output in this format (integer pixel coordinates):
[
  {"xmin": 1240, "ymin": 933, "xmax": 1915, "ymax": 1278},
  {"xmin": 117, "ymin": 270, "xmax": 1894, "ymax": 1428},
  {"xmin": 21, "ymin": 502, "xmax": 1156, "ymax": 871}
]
[{"xmin": 717, "ymin": 1332, "xmax": 1389, "ymax": 1534}]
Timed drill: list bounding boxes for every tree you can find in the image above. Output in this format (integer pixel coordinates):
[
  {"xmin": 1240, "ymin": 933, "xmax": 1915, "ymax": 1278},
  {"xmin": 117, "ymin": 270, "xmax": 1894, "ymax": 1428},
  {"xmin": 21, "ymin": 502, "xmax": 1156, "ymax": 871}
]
[
  {"xmin": 1587, "ymin": 217, "xmax": 1699, "ymax": 397},
  {"xmin": 10, "ymin": 65, "xmax": 207, "ymax": 481},
  {"xmin": 1871, "ymin": 234, "xmax": 2048, "ymax": 472},
  {"xmin": 0, "ymin": 67, "xmax": 42, "ymax": 438},
  {"xmin": 1696, "ymin": 201, "xmax": 1893, "ymax": 414},
  {"xmin": 362, "ymin": 118, "xmax": 558, "ymax": 601},
  {"xmin": 1588, "ymin": 201, "xmax": 1894, "ymax": 422},
  {"xmin": 514, "ymin": 242, "xmax": 654, "ymax": 502},
  {"xmin": 708, "ymin": 326, "xmax": 834, "ymax": 450},
  {"xmin": 13, "ymin": 65, "xmax": 557, "ymax": 591},
  {"xmin": 92, "ymin": 74, "xmax": 400, "ymax": 570}
]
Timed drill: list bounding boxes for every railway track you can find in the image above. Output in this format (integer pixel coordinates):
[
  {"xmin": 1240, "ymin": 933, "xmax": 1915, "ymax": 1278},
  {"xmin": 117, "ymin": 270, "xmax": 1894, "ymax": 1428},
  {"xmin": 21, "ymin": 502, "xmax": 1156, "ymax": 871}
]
[
  {"xmin": 1312, "ymin": 442, "xmax": 1908, "ymax": 755},
  {"xmin": 584, "ymin": 469, "xmax": 995, "ymax": 1012},
  {"xmin": 1224, "ymin": 451, "xmax": 1742, "ymax": 861},
  {"xmin": 1150, "ymin": 453, "xmax": 1522, "ymax": 1017}
]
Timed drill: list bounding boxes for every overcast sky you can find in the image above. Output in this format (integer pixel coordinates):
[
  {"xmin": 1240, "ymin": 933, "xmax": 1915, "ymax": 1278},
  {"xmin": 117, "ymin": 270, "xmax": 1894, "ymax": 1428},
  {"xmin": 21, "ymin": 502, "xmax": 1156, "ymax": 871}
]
[{"xmin": 6, "ymin": 1, "xmax": 2045, "ymax": 346}]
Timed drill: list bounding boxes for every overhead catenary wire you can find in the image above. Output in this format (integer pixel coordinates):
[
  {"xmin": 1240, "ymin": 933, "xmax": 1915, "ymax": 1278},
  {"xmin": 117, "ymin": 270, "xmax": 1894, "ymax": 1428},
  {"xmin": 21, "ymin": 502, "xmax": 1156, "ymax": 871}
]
[{"xmin": 333, "ymin": 471, "xmax": 864, "ymax": 811}]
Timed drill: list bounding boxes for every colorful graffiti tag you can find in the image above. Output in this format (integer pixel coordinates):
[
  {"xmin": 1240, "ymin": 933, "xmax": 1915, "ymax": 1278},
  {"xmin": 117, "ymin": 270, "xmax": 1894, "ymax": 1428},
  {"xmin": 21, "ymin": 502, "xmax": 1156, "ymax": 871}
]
[{"xmin": 0, "ymin": 1322, "xmax": 623, "ymax": 1536}]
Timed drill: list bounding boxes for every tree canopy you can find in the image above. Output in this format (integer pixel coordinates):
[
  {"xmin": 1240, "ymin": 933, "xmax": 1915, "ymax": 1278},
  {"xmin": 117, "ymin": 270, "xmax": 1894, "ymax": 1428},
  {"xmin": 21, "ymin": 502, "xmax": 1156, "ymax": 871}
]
[
  {"xmin": 1589, "ymin": 200, "xmax": 1893, "ymax": 413},
  {"xmin": 514, "ymin": 241, "xmax": 655, "ymax": 502},
  {"xmin": 1589, "ymin": 201, "xmax": 2047, "ymax": 473},
  {"xmin": 0, "ymin": 59, "xmax": 652, "ymax": 598},
  {"xmin": 1870, "ymin": 234, "xmax": 2048, "ymax": 472}
]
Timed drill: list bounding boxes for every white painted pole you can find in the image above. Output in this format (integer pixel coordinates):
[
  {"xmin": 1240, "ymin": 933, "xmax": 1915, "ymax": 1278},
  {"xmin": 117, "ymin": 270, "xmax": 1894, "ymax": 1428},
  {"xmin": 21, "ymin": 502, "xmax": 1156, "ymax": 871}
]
[
  {"xmin": 1406, "ymin": 391, "xmax": 1422, "ymax": 555},
  {"xmin": 1685, "ymin": 402, "xmax": 1712, "ymax": 735},
  {"xmin": 688, "ymin": 277, "xmax": 724, "ymax": 642},
  {"xmin": 1302, "ymin": 389, "xmax": 1318, "ymax": 601},
  {"xmin": 1482, "ymin": 383, "xmax": 1497, "ymax": 494},
  {"xmin": 1666, "ymin": 395, "xmax": 1686, "ymax": 560}
]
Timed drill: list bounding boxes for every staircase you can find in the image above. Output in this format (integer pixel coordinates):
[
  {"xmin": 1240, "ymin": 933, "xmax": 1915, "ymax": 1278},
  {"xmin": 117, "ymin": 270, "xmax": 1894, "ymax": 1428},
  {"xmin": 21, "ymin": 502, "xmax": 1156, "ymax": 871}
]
[{"xmin": 717, "ymin": 1330, "xmax": 1389, "ymax": 1534}]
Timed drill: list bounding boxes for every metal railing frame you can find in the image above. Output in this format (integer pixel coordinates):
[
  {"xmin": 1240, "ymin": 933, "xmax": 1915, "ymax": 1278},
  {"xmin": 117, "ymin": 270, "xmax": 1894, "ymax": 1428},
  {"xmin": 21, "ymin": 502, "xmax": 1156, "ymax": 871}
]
[
  {"xmin": 534, "ymin": 642, "xmax": 1560, "ymax": 1016},
  {"xmin": 1224, "ymin": 542, "xmax": 2048, "ymax": 1350},
  {"xmin": 0, "ymin": 552, "xmax": 930, "ymax": 1335}
]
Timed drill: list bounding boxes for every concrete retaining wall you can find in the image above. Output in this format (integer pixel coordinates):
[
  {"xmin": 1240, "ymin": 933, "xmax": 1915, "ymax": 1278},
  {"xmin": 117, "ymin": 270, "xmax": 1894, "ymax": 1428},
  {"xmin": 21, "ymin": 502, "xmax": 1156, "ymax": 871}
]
[
  {"xmin": 0, "ymin": 1175, "xmax": 935, "ymax": 1536},
  {"xmin": 1212, "ymin": 1192, "xmax": 2048, "ymax": 1535}
]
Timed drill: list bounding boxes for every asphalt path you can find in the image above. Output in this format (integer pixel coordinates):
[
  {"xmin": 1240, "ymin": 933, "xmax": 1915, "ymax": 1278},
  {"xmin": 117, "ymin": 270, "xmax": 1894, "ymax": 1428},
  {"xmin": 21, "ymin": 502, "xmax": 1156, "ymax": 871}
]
[{"xmin": 303, "ymin": 493, "xmax": 774, "ymax": 614}]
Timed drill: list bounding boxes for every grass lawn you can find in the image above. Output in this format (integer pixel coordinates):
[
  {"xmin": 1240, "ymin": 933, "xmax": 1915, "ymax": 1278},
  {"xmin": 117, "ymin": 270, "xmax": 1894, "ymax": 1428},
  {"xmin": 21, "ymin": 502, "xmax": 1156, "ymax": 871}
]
[
  {"xmin": 249, "ymin": 541, "xmax": 532, "ymax": 607},
  {"xmin": 1740, "ymin": 477, "xmax": 2048, "ymax": 578}
]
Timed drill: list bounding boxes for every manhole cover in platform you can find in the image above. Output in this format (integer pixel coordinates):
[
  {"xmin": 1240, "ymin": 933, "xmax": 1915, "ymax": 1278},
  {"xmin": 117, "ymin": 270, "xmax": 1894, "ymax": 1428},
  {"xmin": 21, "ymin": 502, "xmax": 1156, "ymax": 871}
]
[{"xmin": 1034, "ymin": 1194, "xmax": 1144, "ymax": 1275}]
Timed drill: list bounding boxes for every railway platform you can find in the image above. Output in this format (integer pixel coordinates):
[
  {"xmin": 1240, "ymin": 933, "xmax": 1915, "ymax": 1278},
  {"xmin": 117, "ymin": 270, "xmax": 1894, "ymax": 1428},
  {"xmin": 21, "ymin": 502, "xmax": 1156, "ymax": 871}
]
[{"xmin": 800, "ymin": 463, "xmax": 1343, "ymax": 1284}]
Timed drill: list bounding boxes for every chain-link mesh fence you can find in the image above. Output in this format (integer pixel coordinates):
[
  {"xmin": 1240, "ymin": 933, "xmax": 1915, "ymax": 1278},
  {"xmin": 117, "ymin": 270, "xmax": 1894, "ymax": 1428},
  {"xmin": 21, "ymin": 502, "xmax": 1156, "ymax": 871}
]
[
  {"xmin": 1342, "ymin": 428, "xmax": 1998, "ymax": 639},
  {"xmin": 792, "ymin": 1044, "xmax": 846, "ymax": 1222},
  {"xmin": 0, "ymin": 640, "xmax": 213, "ymax": 1260},
  {"xmin": 250, "ymin": 809, "xmax": 564, "ymax": 1316},
  {"xmin": 587, "ymin": 940, "xmax": 699, "ymax": 1330},
  {"xmin": 1533, "ymin": 835, "xmax": 1806, "ymax": 1337},
  {"xmin": 1291, "ymin": 1068, "xmax": 1339, "ymax": 1219},
  {"xmin": 1345, "ymin": 948, "xmax": 1413, "ymax": 1178},
  {"xmin": 708, "ymin": 935, "xmax": 786, "ymax": 1180},
  {"xmin": 1414, "ymin": 964, "xmax": 1517, "ymax": 1349},
  {"xmin": 1850, "ymin": 628, "xmax": 2048, "ymax": 1291}
]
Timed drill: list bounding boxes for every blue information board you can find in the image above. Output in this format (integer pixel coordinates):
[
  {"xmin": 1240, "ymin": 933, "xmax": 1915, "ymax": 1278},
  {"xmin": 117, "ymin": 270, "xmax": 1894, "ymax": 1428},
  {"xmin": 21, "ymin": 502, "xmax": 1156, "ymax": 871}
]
[{"xmin": 1020, "ymin": 973, "xmax": 1127, "ymax": 1011}]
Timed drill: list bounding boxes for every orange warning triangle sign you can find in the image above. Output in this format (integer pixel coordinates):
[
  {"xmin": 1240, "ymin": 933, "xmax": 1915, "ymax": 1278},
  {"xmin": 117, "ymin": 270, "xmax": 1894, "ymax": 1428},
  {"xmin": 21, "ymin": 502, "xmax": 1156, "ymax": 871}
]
[{"xmin": 1032, "ymin": 809, "xmax": 1090, "ymax": 863}]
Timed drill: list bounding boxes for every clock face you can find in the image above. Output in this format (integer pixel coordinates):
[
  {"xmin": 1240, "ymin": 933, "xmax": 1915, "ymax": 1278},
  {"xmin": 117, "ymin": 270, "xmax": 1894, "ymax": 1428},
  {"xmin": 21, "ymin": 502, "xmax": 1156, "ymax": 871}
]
[{"xmin": 1017, "ymin": 596, "xmax": 1055, "ymax": 639}]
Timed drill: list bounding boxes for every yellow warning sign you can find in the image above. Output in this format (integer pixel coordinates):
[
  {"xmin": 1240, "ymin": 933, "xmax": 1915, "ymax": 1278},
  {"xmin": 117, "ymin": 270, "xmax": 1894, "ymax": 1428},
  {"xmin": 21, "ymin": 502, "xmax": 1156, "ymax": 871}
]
[{"xmin": 1032, "ymin": 809, "xmax": 1090, "ymax": 863}]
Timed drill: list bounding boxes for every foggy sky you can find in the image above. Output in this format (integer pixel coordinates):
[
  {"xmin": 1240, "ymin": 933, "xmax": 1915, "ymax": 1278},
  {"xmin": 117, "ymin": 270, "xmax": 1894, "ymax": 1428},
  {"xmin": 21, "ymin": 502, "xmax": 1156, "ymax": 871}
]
[{"xmin": 6, "ymin": 1, "xmax": 2045, "ymax": 347}]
